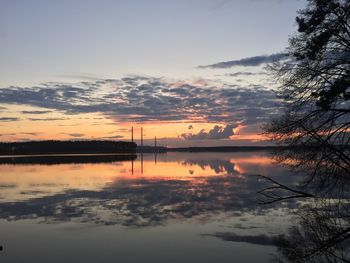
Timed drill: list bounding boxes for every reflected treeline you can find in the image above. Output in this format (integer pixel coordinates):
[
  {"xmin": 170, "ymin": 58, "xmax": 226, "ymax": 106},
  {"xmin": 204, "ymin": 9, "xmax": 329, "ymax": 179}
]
[
  {"xmin": 273, "ymin": 198, "xmax": 350, "ymax": 263},
  {"xmin": 270, "ymin": 146, "xmax": 350, "ymax": 196},
  {"xmin": 258, "ymin": 146, "xmax": 350, "ymax": 262}
]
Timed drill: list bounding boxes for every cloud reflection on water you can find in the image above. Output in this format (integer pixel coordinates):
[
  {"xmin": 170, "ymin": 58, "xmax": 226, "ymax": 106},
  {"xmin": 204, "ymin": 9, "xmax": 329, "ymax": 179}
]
[{"xmin": 0, "ymin": 152, "xmax": 297, "ymax": 227}]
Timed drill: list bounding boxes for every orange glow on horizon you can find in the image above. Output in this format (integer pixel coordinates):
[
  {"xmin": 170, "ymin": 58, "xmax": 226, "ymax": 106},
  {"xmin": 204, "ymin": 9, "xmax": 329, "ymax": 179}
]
[{"xmin": 0, "ymin": 104, "xmax": 267, "ymax": 146}]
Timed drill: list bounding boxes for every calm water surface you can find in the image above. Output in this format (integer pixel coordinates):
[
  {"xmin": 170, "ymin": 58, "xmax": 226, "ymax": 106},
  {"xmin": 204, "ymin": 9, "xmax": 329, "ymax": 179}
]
[{"xmin": 0, "ymin": 152, "xmax": 300, "ymax": 263}]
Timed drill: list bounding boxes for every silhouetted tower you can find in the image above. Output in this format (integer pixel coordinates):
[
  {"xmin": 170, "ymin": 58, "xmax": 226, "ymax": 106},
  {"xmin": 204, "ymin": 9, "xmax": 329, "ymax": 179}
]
[
  {"xmin": 154, "ymin": 136, "xmax": 157, "ymax": 164},
  {"xmin": 131, "ymin": 127, "xmax": 134, "ymax": 143},
  {"xmin": 141, "ymin": 127, "xmax": 143, "ymax": 148}
]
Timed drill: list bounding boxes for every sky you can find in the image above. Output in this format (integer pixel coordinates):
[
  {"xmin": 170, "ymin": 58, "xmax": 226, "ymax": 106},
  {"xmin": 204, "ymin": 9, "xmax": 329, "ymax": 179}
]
[{"xmin": 0, "ymin": 0, "xmax": 307, "ymax": 147}]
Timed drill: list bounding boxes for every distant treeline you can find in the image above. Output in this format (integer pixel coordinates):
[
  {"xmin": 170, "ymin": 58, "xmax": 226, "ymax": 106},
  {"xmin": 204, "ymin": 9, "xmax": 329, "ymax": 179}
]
[
  {"xmin": 0, "ymin": 140, "xmax": 137, "ymax": 155},
  {"xmin": 137, "ymin": 146, "xmax": 167, "ymax": 153},
  {"xmin": 166, "ymin": 146, "xmax": 280, "ymax": 152},
  {"xmin": 136, "ymin": 145, "xmax": 288, "ymax": 153}
]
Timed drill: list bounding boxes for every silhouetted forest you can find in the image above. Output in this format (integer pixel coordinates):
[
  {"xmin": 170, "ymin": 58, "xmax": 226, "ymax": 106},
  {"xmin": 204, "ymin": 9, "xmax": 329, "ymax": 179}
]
[
  {"xmin": 168, "ymin": 146, "xmax": 281, "ymax": 152},
  {"xmin": 0, "ymin": 140, "xmax": 137, "ymax": 155},
  {"xmin": 0, "ymin": 154, "xmax": 137, "ymax": 165}
]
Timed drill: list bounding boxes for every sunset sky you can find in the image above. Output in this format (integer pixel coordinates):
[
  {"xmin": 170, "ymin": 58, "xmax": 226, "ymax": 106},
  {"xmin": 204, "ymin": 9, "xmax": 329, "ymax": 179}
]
[{"xmin": 0, "ymin": 0, "xmax": 306, "ymax": 147}]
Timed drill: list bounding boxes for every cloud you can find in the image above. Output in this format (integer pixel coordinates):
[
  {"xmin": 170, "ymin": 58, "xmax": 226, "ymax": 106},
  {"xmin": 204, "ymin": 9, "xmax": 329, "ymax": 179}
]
[
  {"xmin": 0, "ymin": 117, "xmax": 20, "ymax": 122},
  {"xmin": 22, "ymin": 132, "xmax": 41, "ymax": 136},
  {"xmin": 67, "ymin": 133, "xmax": 85, "ymax": 137},
  {"xmin": 0, "ymin": 161, "xmax": 298, "ymax": 226},
  {"xmin": 182, "ymin": 158, "xmax": 239, "ymax": 174},
  {"xmin": 181, "ymin": 124, "xmax": 236, "ymax": 140},
  {"xmin": 0, "ymin": 184, "xmax": 17, "ymax": 189},
  {"xmin": 0, "ymin": 76, "xmax": 281, "ymax": 127},
  {"xmin": 226, "ymin": 71, "xmax": 266, "ymax": 77},
  {"xmin": 27, "ymin": 117, "xmax": 68, "ymax": 121},
  {"xmin": 106, "ymin": 128, "xmax": 130, "ymax": 134},
  {"xmin": 21, "ymin": 110, "xmax": 53, "ymax": 114},
  {"xmin": 101, "ymin": 135, "xmax": 124, "ymax": 139},
  {"xmin": 0, "ymin": 133, "xmax": 16, "ymax": 136},
  {"xmin": 198, "ymin": 53, "xmax": 287, "ymax": 69}
]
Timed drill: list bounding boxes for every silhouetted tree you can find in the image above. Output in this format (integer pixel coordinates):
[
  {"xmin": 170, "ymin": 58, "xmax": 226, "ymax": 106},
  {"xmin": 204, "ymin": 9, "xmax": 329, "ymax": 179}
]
[
  {"xmin": 272, "ymin": 198, "xmax": 350, "ymax": 263},
  {"xmin": 265, "ymin": 0, "xmax": 350, "ymax": 162},
  {"xmin": 261, "ymin": 3, "xmax": 350, "ymax": 261}
]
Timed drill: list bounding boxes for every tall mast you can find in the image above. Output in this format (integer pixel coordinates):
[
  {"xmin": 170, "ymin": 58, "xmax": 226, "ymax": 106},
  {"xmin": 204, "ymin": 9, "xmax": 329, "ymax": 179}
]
[
  {"xmin": 140, "ymin": 127, "xmax": 144, "ymax": 174},
  {"xmin": 131, "ymin": 126, "xmax": 134, "ymax": 143},
  {"xmin": 141, "ymin": 127, "xmax": 143, "ymax": 148}
]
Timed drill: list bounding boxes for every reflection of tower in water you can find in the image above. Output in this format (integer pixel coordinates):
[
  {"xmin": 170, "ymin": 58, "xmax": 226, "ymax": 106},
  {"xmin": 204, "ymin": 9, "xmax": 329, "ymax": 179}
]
[
  {"xmin": 141, "ymin": 153, "xmax": 143, "ymax": 174},
  {"xmin": 131, "ymin": 158, "xmax": 134, "ymax": 175},
  {"xmin": 130, "ymin": 126, "xmax": 160, "ymax": 175}
]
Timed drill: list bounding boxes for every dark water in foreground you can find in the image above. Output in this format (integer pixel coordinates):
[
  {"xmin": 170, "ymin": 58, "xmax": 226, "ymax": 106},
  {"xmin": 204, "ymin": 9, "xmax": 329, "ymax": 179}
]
[{"xmin": 0, "ymin": 152, "xmax": 301, "ymax": 263}]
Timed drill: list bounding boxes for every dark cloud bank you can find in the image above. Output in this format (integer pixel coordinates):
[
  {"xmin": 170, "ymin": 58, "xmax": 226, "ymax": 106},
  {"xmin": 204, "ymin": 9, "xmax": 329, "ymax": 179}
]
[
  {"xmin": 0, "ymin": 76, "xmax": 282, "ymax": 137},
  {"xmin": 0, "ymin": 117, "xmax": 20, "ymax": 122},
  {"xmin": 226, "ymin": 71, "xmax": 267, "ymax": 77},
  {"xmin": 199, "ymin": 53, "xmax": 287, "ymax": 69},
  {"xmin": 21, "ymin": 110, "xmax": 53, "ymax": 114}
]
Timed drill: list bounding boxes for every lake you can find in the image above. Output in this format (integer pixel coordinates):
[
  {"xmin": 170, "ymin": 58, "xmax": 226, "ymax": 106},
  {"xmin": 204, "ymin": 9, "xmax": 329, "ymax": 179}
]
[{"xmin": 0, "ymin": 151, "xmax": 303, "ymax": 262}]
